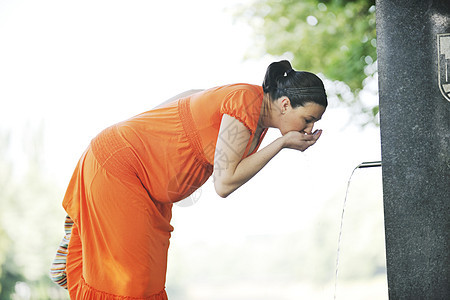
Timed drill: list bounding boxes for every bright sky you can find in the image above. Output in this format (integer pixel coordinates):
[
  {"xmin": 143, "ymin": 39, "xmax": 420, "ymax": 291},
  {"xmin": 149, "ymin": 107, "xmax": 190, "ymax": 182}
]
[{"xmin": 0, "ymin": 0, "xmax": 381, "ymax": 244}]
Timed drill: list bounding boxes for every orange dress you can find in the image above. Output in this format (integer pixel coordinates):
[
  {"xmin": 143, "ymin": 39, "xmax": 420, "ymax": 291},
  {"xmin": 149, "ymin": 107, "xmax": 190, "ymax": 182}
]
[{"xmin": 62, "ymin": 83, "xmax": 267, "ymax": 299}]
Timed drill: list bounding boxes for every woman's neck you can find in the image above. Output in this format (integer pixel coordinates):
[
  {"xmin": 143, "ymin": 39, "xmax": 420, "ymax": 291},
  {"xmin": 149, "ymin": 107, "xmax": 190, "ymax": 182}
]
[{"xmin": 258, "ymin": 94, "xmax": 274, "ymax": 129}]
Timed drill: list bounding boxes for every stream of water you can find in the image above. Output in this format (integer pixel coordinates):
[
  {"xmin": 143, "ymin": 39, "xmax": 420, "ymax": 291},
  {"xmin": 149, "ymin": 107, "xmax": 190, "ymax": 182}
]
[{"xmin": 333, "ymin": 161, "xmax": 382, "ymax": 300}]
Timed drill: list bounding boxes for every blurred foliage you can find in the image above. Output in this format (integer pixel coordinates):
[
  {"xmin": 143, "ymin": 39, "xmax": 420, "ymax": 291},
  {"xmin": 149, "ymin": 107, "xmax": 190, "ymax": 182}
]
[
  {"xmin": 0, "ymin": 228, "xmax": 23, "ymax": 299},
  {"xmin": 0, "ymin": 131, "xmax": 21, "ymax": 299},
  {"xmin": 0, "ymin": 128, "xmax": 69, "ymax": 299},
  {"xmin": 235, "ymin": 0, "xmax": 379, "ymax": 125}
]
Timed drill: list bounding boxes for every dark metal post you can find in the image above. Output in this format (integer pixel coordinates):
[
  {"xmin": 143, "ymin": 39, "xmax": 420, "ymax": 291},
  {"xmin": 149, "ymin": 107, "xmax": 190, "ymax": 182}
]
[{"xmin": 376, "ymin": 1, "xmax": 450, "ymax": 299}]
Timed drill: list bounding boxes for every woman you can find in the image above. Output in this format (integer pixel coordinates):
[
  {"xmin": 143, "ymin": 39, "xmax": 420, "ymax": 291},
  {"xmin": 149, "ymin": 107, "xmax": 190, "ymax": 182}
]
[{"xmin": 50, "ymin": 60, "xmax": 327, "ymax": 299}]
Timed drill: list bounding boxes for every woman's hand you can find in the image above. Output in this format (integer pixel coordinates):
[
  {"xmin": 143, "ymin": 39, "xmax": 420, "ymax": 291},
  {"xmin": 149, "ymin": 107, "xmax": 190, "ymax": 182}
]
[
  {"xmin": 213, "ymin": 114, "xmax": 323, "ymax": 198},
  {"xmin": 281, "ymin": 129, "xmax": 322, "ymax": 151}
]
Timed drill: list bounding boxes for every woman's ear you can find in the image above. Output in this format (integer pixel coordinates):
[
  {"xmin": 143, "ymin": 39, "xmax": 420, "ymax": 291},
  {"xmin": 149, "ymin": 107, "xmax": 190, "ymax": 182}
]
[{"xmin": 279, "ymin": 96, "xmax": 291, "ymax": 115}]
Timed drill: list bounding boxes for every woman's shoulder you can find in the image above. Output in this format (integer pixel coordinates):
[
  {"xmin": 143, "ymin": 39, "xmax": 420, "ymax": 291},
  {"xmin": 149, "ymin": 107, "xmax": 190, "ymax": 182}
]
[
  {"xmin": 217, "ymin": 84, "xmax": 264, "ymax": 134},
  {"xmin": 204, "ymin": 84, "xmax": 262, "ymax": 106},
  {"xmin": 220, "ymin": 83, "xmax": 262, "ymax": 94},
  {"xmin": 221, "ymin": 83, "xmax": 263, "ymax": 105},
  {"xmin": 201, "ymin": 83, "xmax": 261, "ymax": 95}
]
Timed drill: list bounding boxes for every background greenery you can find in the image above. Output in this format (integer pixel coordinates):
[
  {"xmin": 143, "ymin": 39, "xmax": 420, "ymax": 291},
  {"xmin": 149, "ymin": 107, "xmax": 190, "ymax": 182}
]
[
  {"xmin": 0, "ymin": 128, "xmax": 69, "ymax": 299},
  {"xmin": 0, "ymin": 0, "xmax": 384, "ymax": 299}
]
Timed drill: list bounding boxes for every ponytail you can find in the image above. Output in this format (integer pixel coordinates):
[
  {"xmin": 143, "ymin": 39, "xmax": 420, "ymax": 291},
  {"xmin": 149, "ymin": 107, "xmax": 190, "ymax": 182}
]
[
  {"xmin": 262, "ymin": 60, "xmax": 328, "ymax": 108},
  {"xmin": 262, "ymin": 60, "xmax": 293, "ymax": 95}
]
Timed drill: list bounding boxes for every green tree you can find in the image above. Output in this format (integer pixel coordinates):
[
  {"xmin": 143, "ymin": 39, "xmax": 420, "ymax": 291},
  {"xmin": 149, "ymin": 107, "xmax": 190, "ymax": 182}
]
[
  {"xmin": 0, "ymin": 228, "xmax": 24, "ymax": 299},
  {"xmin": 0, "ymin": 128, "xmax": 69, "ymax": 299},
  {"xmin": 0, "ymin": 131, "xmax": 24, "ymax": 299},
  {"xmin": 236, "ymin": 0, "xmax": 378, "ymax": 125}
]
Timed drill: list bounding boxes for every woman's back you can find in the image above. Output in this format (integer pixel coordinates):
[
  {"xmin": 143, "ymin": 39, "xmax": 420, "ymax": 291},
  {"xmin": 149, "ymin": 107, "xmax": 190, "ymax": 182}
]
[{"xmin": 114, "ymin": 83, "xmax": 265, "ymax": 203}]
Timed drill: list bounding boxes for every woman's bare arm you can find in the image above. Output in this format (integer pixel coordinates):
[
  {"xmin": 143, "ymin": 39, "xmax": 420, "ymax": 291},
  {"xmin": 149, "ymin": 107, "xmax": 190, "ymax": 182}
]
[
  {"xmin": 153, "ymin": 89, "xmax": 204, "ymax": 109},
  {"xmin": 213, "ymin": 114, "xmax": 321, "ymax": 198}
]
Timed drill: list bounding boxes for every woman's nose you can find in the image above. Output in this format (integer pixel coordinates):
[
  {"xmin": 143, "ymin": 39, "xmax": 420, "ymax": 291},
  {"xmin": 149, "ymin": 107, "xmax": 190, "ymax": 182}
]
[{"xmin": 304, "ymin": 123, "xmax": 314, "ymax": 134}]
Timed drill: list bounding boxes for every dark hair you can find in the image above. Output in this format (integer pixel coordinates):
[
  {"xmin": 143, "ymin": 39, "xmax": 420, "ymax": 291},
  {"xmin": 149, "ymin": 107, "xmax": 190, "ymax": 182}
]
[{"xmin": 262, "ymin": 60, "xmax": 328, "ymax": 108}]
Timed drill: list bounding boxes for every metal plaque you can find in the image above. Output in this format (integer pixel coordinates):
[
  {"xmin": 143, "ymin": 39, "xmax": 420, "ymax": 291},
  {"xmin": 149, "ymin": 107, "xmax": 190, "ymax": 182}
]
[{"xmin": 438, "ymin": 33, "xmax": 450, "ymax": 102}]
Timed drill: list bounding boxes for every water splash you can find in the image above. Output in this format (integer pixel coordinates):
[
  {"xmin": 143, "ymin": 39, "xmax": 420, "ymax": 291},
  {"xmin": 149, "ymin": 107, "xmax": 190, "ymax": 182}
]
[{"xmin": 333, "ymin": 161, "xmax": 381, "ymax": 300}]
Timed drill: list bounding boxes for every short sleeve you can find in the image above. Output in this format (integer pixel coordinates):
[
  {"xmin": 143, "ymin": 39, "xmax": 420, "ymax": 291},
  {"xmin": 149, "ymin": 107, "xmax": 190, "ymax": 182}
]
[{"xmin": 219, "ymin": 88, "xmax": 263, "ymax": 135}]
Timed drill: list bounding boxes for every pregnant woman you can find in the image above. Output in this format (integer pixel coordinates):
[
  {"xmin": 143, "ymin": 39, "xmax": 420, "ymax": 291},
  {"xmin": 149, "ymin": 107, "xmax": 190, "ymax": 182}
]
[{"xmin": 50, "ymin": 60, "xmax": 327, "ymax": 299}]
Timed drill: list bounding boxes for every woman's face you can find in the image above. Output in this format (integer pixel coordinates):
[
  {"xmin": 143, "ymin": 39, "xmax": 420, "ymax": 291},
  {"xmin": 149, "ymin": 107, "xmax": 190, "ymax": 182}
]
[{"xmin": 277, "ymin": 98, "xmax": 326, "ymax": 135}]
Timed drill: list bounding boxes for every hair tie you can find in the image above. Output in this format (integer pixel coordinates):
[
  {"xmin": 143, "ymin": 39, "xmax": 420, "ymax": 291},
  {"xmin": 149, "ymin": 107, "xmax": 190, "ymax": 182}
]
[{"xmin": 285, "ymin": 68, "xmax": 295, "ymax": 76}]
